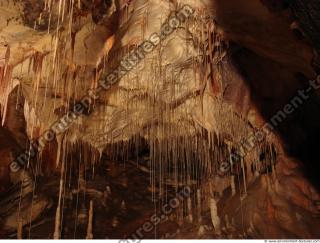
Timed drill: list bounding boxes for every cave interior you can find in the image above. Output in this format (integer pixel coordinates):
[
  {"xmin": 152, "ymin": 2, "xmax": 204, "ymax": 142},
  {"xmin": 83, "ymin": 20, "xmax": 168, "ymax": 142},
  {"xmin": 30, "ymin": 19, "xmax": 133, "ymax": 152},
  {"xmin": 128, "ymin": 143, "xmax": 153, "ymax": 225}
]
[{"xmin": 0, "ymin": 0, "xmax": 320, "ymax": 240}]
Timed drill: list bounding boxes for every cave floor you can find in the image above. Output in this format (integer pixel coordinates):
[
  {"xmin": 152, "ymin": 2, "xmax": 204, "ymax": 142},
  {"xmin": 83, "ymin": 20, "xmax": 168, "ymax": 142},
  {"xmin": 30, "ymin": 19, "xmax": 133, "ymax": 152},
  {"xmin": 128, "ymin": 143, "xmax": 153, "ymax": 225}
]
[{"xmin": 6, "ymin": 157, "xmax": 239, "ymax": 239}]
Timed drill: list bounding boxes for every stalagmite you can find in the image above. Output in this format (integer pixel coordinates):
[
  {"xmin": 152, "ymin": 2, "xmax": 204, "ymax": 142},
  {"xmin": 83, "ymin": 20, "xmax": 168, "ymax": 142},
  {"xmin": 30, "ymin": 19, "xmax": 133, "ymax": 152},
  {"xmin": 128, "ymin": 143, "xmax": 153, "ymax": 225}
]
[
  {"xmin": 187, "ymin": 196, "xmax": 193, "ymax": 223},
  {"xmin": 121, "ymin": 200, "xmax": 126, "ymax": 212},
  {"xmin": 86, "ymin": 200, "xmax": 94, "ymax": 239},
  {"xmin": 231, "ymin": 217, "xmax": 236, "ymax": 227},
  {"xmin": 240, "ymin": 158, "xmax": 247, "ymax": 198},
  {"xmin": 270, "ymin": 145, "xmax": 278, "ymax": 182},
  {"xmin": 224, "ymin": 214, "xmax": 231, "ymax": 229},
  {"xmin": 78, "ymin": 204, "xmax": 88, "ymax": 225},
  {"xmin": 248, "ymin": 220, "xmax": 255, "ymax": 234},
  {"xmin": 198, "ymin": 225, "xmax": 206, "ymax": 236},
  {"xmin": 177, "ymin": 206, "xmax": 184, "ymax": 227},
  {"xmin": 17, "ymin": 217, "xmax": 23, "ymax": 239},
  {"xmin": 53, "ymin": 205, "xmax": 62, "ymax": 239},
  {"xmin": 106, "ymin": 186, "xmax": 111, "ymax": 195},
  {"xmin": 111, "ymin": 216, "xmax": 119, "ymax": 228},
  {"xmin": 210, "ymin": 197, "xmax": 221, "ymax": 235},
  {"xmin": 254, "ymin": 163, "xmax": 260, "ymax": 178},
  {"xmin": 261, "ymin": 175, "xmax": 269, "ymax": 191},
  {"xmin": 231, "ymin": 175, "xmax": 236, "ymax": 196},
  {"xmin": 79, "ymin": 162, "xmax": 86, "ymax": 191},
  {"xmin": 197, "ymin": 189, "xmax": 202, "ymax": 223}
]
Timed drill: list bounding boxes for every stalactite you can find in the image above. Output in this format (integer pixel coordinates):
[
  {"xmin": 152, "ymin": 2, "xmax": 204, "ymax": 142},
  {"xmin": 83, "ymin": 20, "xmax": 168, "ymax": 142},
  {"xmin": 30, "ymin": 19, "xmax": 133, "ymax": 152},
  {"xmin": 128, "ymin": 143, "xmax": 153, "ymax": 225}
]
[
  {"xmin": 56, "ymin": 135, "xmax": 64, "ymax": 167},
  {"xmin": 0, "ymin": 65, "xmax": 16, "ymax": 126},
  {"xmin": 0, "ymin": 1, "xmax": 288, "ymax": 238},
  {"xmin": 53, "ymin": 147, "xmax": 66, "ymax": 239}
]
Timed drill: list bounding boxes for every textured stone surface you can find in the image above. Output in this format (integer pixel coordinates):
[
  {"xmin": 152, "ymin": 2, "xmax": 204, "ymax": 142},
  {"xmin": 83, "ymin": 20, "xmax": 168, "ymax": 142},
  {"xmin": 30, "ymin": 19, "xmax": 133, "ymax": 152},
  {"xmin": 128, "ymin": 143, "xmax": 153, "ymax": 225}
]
[{"xmin": 0, "ymin": 0, "xmax": 320, "ymax": 239}]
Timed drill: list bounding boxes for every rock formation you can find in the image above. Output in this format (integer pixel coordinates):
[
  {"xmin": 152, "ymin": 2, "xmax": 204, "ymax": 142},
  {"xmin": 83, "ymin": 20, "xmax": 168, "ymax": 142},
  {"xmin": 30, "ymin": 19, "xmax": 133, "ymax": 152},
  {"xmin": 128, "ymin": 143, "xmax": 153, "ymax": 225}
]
[{"xmin": 0, "ymin": 0, "xmax": 319, "ymax": 239}]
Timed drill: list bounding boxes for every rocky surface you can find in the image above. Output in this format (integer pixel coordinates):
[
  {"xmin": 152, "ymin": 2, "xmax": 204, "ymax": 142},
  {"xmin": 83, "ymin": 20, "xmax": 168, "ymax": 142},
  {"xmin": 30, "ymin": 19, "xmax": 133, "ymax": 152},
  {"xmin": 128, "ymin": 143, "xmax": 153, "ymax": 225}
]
[{"xmin": 0, "ymin": 0, "xmax": 320, "ymax": 239}]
